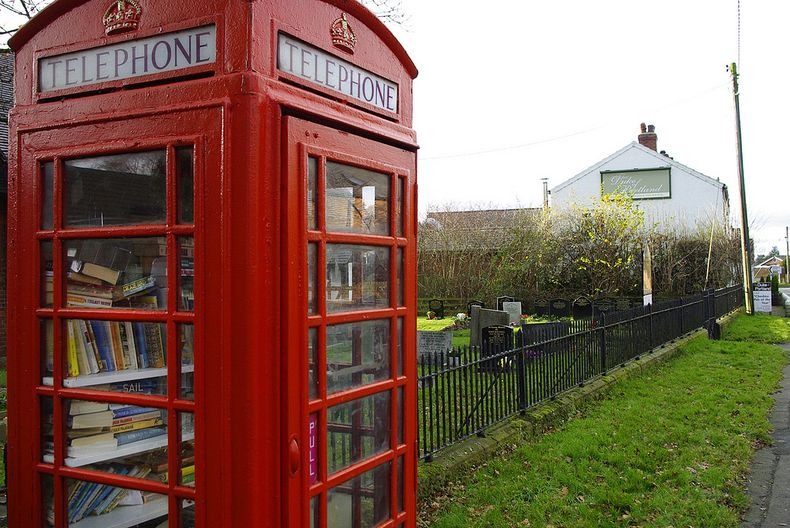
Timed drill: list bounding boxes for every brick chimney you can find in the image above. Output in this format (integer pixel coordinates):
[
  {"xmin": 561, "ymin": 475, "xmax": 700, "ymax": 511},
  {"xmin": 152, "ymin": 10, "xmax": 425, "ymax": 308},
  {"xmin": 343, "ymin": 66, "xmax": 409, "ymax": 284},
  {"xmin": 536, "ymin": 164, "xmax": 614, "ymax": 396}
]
[{"xmin": 638, "ymin": 123, "xmax": 657, "ymax": 151}]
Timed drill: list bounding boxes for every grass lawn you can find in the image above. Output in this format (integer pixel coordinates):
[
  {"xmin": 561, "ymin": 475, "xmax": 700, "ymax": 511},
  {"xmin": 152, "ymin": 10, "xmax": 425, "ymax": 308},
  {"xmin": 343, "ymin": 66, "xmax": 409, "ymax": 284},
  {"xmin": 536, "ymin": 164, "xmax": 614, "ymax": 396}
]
[
  {"xmin": 418, "ymin": 317, "xmax": 456, "ymax": 332},
  {"xmin": 421, "ymin": 315, "xmax": 790, "ymax": 527}
]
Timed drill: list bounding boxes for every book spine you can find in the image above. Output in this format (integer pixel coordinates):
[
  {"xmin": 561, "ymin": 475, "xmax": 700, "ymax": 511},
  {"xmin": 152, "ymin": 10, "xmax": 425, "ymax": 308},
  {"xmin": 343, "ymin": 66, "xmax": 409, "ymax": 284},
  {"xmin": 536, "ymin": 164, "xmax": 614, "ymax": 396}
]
[
  {"xmin": 111, "ymin": 405, "xmax": 156, "ymax": 418},
  {"xmin": 145, "ymin": 323, "xmax": 166, "ymax": 368},
  {"xmin": 89, "ymin": 320, "xmax": 115, "ymax": 371},
  {"xmin": 111, "ymin": 409, "xmax": 162, "ymax": 425},
  {"xmin": 122, "ymin": 321, "xmax": 139, "ymax": 369},
  {"xmin": 133, "ymin": 322, "xmax": 150, "ymax": 369},
  {"xmin": 81, "ymin": 319, "xmax": 103, "ymax": 373},
  {"xmin": 72, "ymin": 320, "xmax": 92, "ymax": 376},
  {"xmin": 65, "ymin": 320, "xmax": 81, "ymax": 377},
  {"xmin": 108, "ymin": 322, "xmax": 126, "ymax": 370},
  {"xmin": 115, "ymin": 425, "xmax": 167, "ymax": 446},
  {"xmin": 110, "ymin": 417, "xmax": 164, "ymax": 433}
]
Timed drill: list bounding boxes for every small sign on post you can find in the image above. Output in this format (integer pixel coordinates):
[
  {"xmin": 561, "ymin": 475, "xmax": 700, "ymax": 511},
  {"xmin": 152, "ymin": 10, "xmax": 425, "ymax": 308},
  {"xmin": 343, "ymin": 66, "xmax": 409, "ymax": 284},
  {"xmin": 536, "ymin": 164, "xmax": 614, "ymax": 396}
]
[{"xmin": 754, "ymin": 282, "xmax": 772, "ymax": 313}]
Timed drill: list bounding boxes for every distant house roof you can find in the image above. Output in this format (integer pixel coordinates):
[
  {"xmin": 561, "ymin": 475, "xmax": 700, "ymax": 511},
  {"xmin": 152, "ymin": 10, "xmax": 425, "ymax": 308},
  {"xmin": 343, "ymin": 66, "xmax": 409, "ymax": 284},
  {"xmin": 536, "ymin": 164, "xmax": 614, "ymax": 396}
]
[
  {"xmin": 551, "ymin": 141, "xmax": 726, "ymax": 195},
  {"xmin": 1, "ymin": 50, "xmax": 13, "ymax": 195}
]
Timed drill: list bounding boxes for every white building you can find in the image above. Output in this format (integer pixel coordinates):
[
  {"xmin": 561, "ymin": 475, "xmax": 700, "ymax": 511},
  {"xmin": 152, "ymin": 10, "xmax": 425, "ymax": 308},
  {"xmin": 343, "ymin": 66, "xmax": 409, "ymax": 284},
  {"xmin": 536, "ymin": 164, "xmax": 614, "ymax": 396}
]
[{"xmin": 550, "ymin": 124, "xmax": 730, "ymax": 232}]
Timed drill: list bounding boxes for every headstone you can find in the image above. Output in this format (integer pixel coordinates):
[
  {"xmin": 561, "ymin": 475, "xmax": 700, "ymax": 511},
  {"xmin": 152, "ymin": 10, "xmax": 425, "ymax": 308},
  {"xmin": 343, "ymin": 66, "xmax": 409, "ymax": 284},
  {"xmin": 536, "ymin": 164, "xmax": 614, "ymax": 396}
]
[
  {"xmin": 594, "ymin": 299, "xmax": 614, "ymax": 317},
  {"xmin": 549, "ymin": 298, "xmax": 570, "ymax": 318},
  {"xmin": 470, "ymin": 307, "xmax": 509, "ymax": 347},
  {"xmin": 417, "ymin": 331, "xmax": 453, "ymax": 364},
  {"xmin": 754, "ymin": 282, "xmax": 772, "ymax": 313},
  {"xmin": 428, "ymin": 298, "xmax": 445, "ymax": 319},
  {"xmin": 572, "ymin": 296, "xmax": 593, "ymax": 319},
  {"xmin": 502, "ymin": 301, "xmax": 522, "ymax": 325},
  {"xmin": 534, "ymin": 299, "xmax": 549, "ymax": 317},
  {"xmin": 496, "ymin": 296, "xmax": 515, "ymax": 311},
  {"xmin": 481, "ymin": 324, "xmax": 514, "ymax": 372},
  {"xmin": 614, "ymin": 298, "xmax": 631, "ymax": 312},
  {"xmin": 466, "ymin": 300, "xmax": 484, "ymax": 316}
]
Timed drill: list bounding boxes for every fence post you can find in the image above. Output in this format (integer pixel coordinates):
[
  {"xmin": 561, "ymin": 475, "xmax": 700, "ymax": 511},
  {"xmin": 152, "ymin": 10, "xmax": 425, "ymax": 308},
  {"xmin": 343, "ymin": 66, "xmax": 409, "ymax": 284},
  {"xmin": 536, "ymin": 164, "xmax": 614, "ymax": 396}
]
[
  {"xmin": 516, "ymin": 347, "xmax": 527, "ymax": 412},
  {"xmin": 599, "ymin": 312, "xmax": 607, "ymax": 373},
  {"xmin": 678, "ymin": 297, "xmax": 684, "ymax": 336},
  {"xmin": 647, "ymin": 302, "xmax": 654, "ymax": 350}
]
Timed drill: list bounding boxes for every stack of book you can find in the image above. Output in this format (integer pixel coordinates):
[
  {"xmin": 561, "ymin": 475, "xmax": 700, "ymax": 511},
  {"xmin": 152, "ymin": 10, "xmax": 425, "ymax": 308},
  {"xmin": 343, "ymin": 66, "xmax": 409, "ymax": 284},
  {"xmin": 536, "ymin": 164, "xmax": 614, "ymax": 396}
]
[
  {"xmin": 64, "ymin": 315, "xmax": 165, "ymax": 378},
  {"xmin": 65, "ymin": 401, "xmax": 167, "ymax": 458},
  {"xmin": 66, "ymin": 463, "xmax": 155, "ymax": 524},
  {"xmin": 66, "ymin": 265, "xmax": 157, "ymax": 309}
]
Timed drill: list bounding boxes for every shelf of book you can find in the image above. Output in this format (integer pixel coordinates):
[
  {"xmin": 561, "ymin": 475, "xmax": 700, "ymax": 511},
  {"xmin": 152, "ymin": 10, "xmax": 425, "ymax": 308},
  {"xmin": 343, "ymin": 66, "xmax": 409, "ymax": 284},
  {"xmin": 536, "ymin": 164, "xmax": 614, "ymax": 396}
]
[
  {"xmin": 69, "ymin": 497, "xmax": 168, "ymax": 528},
  {"xmin": 42, "ymin": 365, "xmax": 194, "ymax": 388},
  {"xmin": 44, "ymin": 432, "xmax": 195, "ymax": 468}
]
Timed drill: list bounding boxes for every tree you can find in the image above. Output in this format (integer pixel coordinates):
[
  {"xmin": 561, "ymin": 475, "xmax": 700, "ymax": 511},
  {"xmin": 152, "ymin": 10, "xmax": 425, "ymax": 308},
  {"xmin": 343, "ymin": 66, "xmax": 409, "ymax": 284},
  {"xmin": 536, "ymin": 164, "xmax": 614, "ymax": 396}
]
[{"xmin": 1, "ymin": 0, "xmax": 407, "ymax": 46}]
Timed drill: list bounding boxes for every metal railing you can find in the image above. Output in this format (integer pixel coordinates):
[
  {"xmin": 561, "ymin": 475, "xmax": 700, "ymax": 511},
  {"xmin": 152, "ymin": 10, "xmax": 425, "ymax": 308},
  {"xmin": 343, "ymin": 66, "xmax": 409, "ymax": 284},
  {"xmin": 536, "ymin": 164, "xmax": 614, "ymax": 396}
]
[{"xmin": 418, "ymin": 285, "xmax": 743, "ymax": 461}]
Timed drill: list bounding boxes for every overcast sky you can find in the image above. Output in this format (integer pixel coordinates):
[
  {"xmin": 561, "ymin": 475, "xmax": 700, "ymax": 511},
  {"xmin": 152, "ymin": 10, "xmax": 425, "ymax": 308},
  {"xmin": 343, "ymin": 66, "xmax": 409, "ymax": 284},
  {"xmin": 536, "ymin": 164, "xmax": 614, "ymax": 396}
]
[
  {"xmin": 389, "ymin": 0, "xmax": 789, "ymax": 255},
  {"xmin": 2, "ymin": 1, "xmax": 787, "ymax": 255}
]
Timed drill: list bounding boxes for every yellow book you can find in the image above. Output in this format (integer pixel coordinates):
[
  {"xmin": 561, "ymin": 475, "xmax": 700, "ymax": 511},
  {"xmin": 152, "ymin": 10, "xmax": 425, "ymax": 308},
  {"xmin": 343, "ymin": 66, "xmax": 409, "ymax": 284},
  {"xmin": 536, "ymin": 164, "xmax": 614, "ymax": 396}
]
[
  {"xmin": 66, "ymin": 320, "xmax": 80, "ymax": 377},
  {"xmin": 161, "ymin": 464, "xmax": 195, "ymax": 483},
  {"xmin": 109, "ymin": 417, "xmax": 164, "ymax": 433}
]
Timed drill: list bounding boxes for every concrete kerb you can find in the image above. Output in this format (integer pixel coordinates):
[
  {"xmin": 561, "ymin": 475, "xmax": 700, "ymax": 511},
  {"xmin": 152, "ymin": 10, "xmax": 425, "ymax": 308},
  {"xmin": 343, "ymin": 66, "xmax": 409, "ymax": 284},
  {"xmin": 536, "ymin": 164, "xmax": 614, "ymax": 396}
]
[{"xmin": 417, "ymin": 310, "xmax": 742, "ymax": 503}]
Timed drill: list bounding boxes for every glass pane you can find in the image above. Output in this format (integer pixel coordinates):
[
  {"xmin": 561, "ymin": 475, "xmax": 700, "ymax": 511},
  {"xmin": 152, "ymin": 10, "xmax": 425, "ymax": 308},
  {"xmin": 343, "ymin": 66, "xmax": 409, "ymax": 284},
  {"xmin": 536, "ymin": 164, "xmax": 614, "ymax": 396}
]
[
  {"xmin": 307, "ymin": 157, "xmax": 317, "ymax": 230},
  {"xmin": 179, "ymin": 412, "xmax": 196, "ymax": 487},
  {"xmin": 62, "ymin": 399, "xmax": 167, "ymax": 472},
  {"xmin": 41, "ymin": 241, "xmax": 53, "ymax": 308},
  {"xmin": 65, "ymin": 478, "xmax": 168, "ymax": 526},
  {"xmin": 327, "ymin": 462, "xmax": 391, "ymax": 528},
  {"xmin": 397, "ymin": 386, "xmax": 404, "ymax": 445},
  {"xmin": 397, "ymin": 455, "xmax": 404, "ymax": 513},
  {"xmin": 308, "ymin": 328, "xmax": 318, "ymax": 401},
  {"xmin": 64, "ymin": 237, "xmax": 166, "ymax": 310},
  {"xmin": 179, "ymin": 237, "xmax": 195, "ymax": 311},
  {"xmin": 179, "ymin": 324, "xmax": 195, "ymax": 401},
  {"xmin": 310, "ymin": 495, "xmax": 320, "ymax": 528},
  {"xmin": 326, "ymin": 244, "xmax": 389, "ymax": 313},
  {"xmin": 396, "ymin": 176, "xmax": 404, "ymax": 237},
  {"xmin": 397, "ymin": 317, "xmax": 403, "ymax": 377},
  {"xmin": 327, "ymin": 391, "xmax": 390, "ymax": 474},
  {"xmin": 326, "ymin": 319, "xmax": 390, "ymax": 395},
  {"xmin": 42, "ymin": 473, "xmax": 54, "ymax": 527},
  {"xmin": 41, "ymin": 161, "xmax": 54, "ymax": 230},
  {"xmin": 177, "ymin": 146, "xmax": 194, "ymax": 224},
  {"xmin": 397, "ymin": 247, "xmax": 403, "ymax": 307},
  {"xmin": 326, "ymin": 161, "xmax": 389, "ymax": 235},
  {"xmin": 181, "ymin": 499, "xmax": 196, "ymax": 528},
  {"xmin": 64, "ymin": 150, "xmax": 166, "ymax": 227},
  {"xmin": 41, "ymin": 319, "xmax": 54, "ymax": 381},
  {"xmin": 41, "ymin": 397, "xmax": 54, "ymax": 463},
  {"xmin": 60, "ymin": 319, "xmax": 166, "ymax": 389},
  {"xmin": 308, "ymin": 243, "xmax": 317, "ymax": 315}
]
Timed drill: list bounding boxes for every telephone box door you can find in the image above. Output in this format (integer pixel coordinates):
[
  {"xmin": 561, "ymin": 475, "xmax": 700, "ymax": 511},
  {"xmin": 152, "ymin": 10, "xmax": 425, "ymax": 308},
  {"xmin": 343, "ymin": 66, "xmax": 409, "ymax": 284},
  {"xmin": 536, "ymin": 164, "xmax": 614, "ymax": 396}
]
[{"xmin": 284, "ymin": 116, "xmax": 417, "ymax": 527}]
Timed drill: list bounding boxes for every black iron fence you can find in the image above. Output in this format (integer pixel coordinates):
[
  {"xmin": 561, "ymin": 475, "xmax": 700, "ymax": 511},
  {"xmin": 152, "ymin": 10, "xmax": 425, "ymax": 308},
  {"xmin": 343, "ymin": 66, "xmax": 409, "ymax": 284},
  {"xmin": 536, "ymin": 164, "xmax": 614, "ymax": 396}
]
[{"xmin": 417, "ymin": 285, "xmax": 743, "ymax": 461}]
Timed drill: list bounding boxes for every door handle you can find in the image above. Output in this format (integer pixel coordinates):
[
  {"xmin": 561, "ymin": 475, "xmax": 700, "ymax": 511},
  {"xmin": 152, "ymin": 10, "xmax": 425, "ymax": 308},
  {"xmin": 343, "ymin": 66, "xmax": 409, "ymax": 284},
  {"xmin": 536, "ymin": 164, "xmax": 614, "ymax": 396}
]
[{"xmin": 289, "ymin": 436, "xmax": 300, "ymax": 476}]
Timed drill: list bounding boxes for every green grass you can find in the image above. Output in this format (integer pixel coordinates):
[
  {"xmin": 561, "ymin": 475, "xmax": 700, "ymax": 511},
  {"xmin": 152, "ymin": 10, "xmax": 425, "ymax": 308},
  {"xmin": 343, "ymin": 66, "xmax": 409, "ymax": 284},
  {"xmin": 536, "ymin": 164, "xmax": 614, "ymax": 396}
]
[
  {"xmin": 421, "ymin": 315, "xmax": 789, "ymax": 528},
  {"xmin": 722, "ymin": 313, "xmax": 790, "ymax": 343},
  {"xmin": 418, "ymin": 317, "xmax": 456, "ymax": 332}
]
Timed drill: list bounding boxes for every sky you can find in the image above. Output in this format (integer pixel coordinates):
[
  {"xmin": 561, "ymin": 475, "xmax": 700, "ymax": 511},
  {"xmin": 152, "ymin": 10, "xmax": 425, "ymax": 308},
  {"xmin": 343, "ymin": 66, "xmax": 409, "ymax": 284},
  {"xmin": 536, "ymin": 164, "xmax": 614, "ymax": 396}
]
[
  {"xmin": 2, "ymin": 0, "xmax": 788, "ymax": 255},
  {"xmin": 386, "ymin": 0, "xmax": 790, "ymax": 256}
]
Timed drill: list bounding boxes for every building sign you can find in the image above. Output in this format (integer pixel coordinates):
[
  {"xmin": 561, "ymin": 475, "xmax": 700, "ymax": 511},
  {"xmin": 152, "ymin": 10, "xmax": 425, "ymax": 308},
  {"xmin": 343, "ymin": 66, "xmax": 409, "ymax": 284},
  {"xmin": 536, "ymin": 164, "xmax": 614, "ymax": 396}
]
[
  {"xmin": 277, "ymin": 33, "xmax": 398, "ymax": 113},
  {"xmin": 38, "ymin": 25, "xmax": 216, "ymax": 93},
  {"xmin": 601, "ymin": 168, "xmax": 671, "ymax": 199}
]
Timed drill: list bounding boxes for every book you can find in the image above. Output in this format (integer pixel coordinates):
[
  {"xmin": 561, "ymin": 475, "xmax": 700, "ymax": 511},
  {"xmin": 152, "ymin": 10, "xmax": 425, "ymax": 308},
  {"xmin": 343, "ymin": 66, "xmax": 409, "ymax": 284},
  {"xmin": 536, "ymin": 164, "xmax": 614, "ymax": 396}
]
[
  {"xmin": 65, "ymin": 320, "xmax": 81, "ymax": 377},
  {"xmin": 69, "ymin": 400, "xmax": 109, "ymax": 416},
  {"xmin": 120, "ymin": 275, "xmax": 156, "ymax": 297},
  {"xmin": 112, "ymin": 405, "xmax": 157, "ymax": 419},
  {"xmin": 115, "ymin": 425, "xmax": 167, "ymax": 446},
  {"xmin": 75, "ymin": 261, "xmax": 121, "ymax": 285},
  {"xmin": 67, "ymin": 271, "xmax": 104, "ymax": 286},
  {"xmin": 89, "ymin": 320, "xmax": 116, "ymax": 371},
  {"xmin": 70, "ymin": 409, "xmax": 162, "ymax": 429},
  {"xmin": 133, "ymin": 322, "xmax": 150, "ymax": 369},
  {"xmin": 110, "ymin": 416, "xmax": 164, "ymax": 433},
  {"xmin": 122, "ymin": 321, "xmax": 139, "ymax": 369},
  {"xmin": 69, "ymin": 431, "xmax": 117, "ymax": 448},
  {"xmin": 66, "ymin": 281, "xmax": 118, "ymax": 300},
  {"xmin": 108, "ymin": 322, "xmax": 126, "ymax": 370},
  {"xmin": 66, "ymin": 293, "xmax": 114, "ymax": 308},
  {"xmin": 142, "ymin": 319, "xmax": 166, "ymax": 368},
  {"xmin": 78, "ymin": 319, "xmax": 101, "ymax": 374}
]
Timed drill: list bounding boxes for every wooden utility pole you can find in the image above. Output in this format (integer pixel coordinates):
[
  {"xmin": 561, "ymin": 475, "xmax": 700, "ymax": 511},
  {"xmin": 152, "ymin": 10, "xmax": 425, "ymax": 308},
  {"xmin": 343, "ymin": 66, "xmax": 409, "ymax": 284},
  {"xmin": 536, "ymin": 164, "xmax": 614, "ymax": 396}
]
[{"xmin": 730, "ymin": 62, "xmax": 754, "ymax": 314}]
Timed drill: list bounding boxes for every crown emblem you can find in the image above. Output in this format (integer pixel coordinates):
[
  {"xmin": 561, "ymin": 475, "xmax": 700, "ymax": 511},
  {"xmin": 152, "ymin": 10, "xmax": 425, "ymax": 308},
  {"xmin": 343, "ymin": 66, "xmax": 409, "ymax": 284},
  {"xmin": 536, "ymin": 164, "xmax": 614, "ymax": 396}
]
[
  {"xmin": 103, "ymin": 0, "xmax": 142, "ymax": 36},
  {"xmin": 330, "ymin": 13, "xmax": 357, "ymax": 53}
]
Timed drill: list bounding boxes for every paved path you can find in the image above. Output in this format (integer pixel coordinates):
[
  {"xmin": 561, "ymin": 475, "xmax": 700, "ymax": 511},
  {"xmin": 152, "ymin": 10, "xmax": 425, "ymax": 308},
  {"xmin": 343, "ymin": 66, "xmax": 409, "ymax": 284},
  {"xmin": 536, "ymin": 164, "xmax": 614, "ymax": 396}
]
[{"xmin": 741, "ymin": 342, "xmax": 790, "ymax": 527}]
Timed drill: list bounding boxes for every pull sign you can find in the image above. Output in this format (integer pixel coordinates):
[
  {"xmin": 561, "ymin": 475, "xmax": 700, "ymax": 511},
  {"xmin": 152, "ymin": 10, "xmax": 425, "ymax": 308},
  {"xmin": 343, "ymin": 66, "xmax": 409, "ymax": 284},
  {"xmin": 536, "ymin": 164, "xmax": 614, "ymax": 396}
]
[
  {"xmin": 308, "ymin": 413, "xmax": 318, "ymax": 485},
  {"xmin": 37, "ymin": 24, "xmax": 217, "ymax": 93}
]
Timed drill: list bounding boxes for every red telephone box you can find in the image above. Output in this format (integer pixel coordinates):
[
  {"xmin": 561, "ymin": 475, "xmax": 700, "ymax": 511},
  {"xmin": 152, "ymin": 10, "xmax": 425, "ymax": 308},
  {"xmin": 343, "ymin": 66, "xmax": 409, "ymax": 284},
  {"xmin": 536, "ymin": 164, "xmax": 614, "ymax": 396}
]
[{"xmin": 6, "ymin": 1, "xmax": 418, "ymax": 526}]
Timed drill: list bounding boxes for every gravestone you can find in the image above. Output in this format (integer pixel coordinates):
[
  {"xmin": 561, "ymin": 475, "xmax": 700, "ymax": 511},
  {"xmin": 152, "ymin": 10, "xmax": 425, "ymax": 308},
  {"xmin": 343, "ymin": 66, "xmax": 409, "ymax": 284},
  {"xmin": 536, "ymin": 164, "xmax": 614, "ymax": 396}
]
[
  {"xmin": 534, "ymin": 299, "xmax": 550, "ymax": 317},
  {"xmin": 428, "ymin": 298, "xmax": 445, "ymax": 319},
  {"xmin": 502, "ymin": 301, "xmax": 522, "ymax": 325},
  {"xmin": 496, "ymin": 296, "xmax": 515, "ymax": 311},
  {"xmin": 572, "ymin": 296, "xmax": 593, "ymax": 319},
  {"xmin": 614, "ymin": 298, "xmax": 631, "ymax": 312},
  {"xmin": 417, "ymin": 331, "xmax": 453, "ymax": 364},
  {"xmin": 466, "ymin": 300, "xmax": 485, "ymax": 316},
  {"xmin": 470, "ymin": 307, "xmax": 510, "ymax": 347},
  {"xmin": 480, "ymin": 324, "xmax": 514, "ymax": 372},
  {"xmin": 549, "ymin": 298, "xmax": 570, "ymax": 318},
  {"xmin": 593, "ymin": 299, "xmax": 614, "ymax": 317}
]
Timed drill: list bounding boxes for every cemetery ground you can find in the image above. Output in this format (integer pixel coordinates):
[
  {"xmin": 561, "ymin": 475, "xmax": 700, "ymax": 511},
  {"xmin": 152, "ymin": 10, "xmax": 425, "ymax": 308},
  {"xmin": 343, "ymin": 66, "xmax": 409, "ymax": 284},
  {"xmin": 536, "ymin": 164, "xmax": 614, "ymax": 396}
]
[{"xmin": 419, "ymin": 314, "xmax": 790, "ymax": 528}]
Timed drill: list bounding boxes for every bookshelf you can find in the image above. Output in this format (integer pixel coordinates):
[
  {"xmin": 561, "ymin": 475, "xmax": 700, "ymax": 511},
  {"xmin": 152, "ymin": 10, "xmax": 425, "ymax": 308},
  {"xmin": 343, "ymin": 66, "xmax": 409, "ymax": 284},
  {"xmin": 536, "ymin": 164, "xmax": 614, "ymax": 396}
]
[
  {"xmin": 44, "ymin": 431, "xmax": 195, "ymax": 468},
  {"xmin": 69, "ymin": 498, "xmax": 168, "ymax": 528},
  {"xmin": 43, "ymin": 365, "xmax": 194, "ymax": 388}
]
